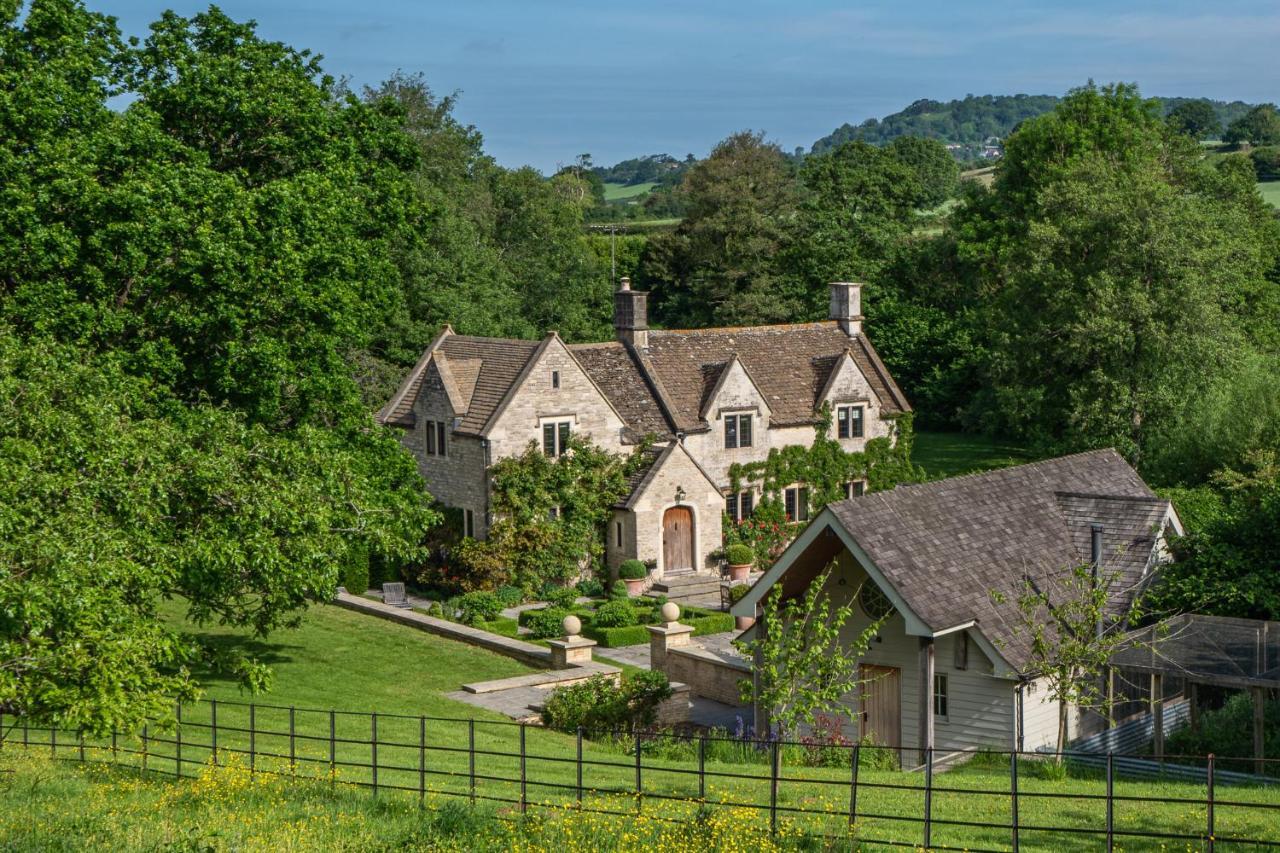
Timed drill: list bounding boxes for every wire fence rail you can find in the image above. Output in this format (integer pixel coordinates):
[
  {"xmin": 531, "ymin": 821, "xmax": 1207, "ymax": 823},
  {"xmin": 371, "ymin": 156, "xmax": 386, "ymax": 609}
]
[{"xmin": 2, "ymin": 699, "xmax": 1279, "ymax": 852}]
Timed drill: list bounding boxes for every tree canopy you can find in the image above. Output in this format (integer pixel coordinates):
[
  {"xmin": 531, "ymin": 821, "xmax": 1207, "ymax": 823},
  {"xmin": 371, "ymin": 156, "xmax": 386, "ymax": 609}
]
[{"xmin": 0, "ymin": 0, "xmax": 436, "ymax": 732}]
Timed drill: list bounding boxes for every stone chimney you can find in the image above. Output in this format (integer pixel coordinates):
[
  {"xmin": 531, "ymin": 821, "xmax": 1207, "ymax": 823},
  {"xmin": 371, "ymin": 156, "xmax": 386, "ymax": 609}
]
[
  {"xmin": 829, "ymin": 282, "xmax": 863, "ymax": 337},
  {"xmin": 614, "ymin": 277, "xmax": 649, "ymax": 348}
]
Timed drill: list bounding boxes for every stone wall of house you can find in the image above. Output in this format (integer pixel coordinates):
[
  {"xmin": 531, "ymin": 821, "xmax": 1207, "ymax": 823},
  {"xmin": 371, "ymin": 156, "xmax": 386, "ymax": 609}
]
[
  {"xmin": 663, "ymin": 646, "xmax": 751, "ymax": 707},
  {"xmin": 404, "ymin": 362, "xmax": 490, "ymax": 536},
  {"xmin": 629, "ymin": 445, "xmax": 724, "ymax": 577},
  {"xmin": 680, "ymin": 352, "xmax": 894, "ymax": 493},
  {"xmin": 486, "ymin": 337, "xmax": 629, "ymax": 461},
  {"xmin": 605, "ymin": 509, "xmax": 638, "ymax": 574}
]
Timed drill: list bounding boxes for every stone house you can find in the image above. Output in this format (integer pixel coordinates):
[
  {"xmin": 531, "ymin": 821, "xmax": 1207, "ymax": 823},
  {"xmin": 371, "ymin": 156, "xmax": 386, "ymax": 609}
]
[
  {"xmin": 730, "ymin": 449, "xmax": 1184, "ymax": 761},
  {"xmin": 377, "ymin": 280, "xmax": 910, "ymax": 581}
]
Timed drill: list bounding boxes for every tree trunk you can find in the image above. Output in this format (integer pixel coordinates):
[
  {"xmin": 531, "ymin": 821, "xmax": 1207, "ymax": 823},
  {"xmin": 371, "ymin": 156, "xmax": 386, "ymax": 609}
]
[{"xmin": 1056, "ymin": 700, "xmax": 1068, "ymax": 764}]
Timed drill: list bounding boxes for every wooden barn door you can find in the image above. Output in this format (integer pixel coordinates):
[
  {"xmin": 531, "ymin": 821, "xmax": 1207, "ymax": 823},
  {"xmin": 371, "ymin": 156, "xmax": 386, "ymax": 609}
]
[
  {"xmin": 859, "ymin": 664, "xmax": 902, "ymax": 756},
  {"xmin": 662, "ymin": 507, "xmax": 694, "ymax": 572}
]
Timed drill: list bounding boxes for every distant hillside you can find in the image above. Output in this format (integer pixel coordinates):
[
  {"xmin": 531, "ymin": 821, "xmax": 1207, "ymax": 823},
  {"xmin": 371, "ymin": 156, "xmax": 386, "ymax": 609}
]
[
  {"xmin": 812, "ymin": 94, "xmax": 1259, "ymax": 157},
  {"xmin": 593, "ymin": 153, "xmax": 694, "ymax": 187}
]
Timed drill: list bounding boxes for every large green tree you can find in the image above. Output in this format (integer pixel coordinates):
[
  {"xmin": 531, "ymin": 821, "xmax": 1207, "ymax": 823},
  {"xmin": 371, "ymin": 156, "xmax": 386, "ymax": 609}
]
[
  {"xmin": 955, "ymin": 83, "xmax": 1280, "ymax": 464},
  {"xmin": 641, "ymin": 131, "xmax": 802, "ymax": 326},
  {"xmin": 1165, "ymin": 99, "xmax": 1221, "ymax": 140},
  {"xmin": 1224, "ymin": 103, "xmax": 1280, "ymax": 146},
  {"xmin": 887, "ymin": 135, "xmax": 960, "ymax": 209},
  {"xmin": 0, "ymin": 1, "xmax": 436, "ymax": 732}
]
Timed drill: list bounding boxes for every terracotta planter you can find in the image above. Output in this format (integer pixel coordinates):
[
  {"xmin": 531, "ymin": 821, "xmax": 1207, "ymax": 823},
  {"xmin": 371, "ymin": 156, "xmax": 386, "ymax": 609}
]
[
  {"xmin": 727, "ymin": 563, "xmax": 751, "ymax": 582},
  {"xmin": 735, "ymin": 615, "xmax": 756, "ymax": 631},
  {"xmin": 624, "ymin": 578, "xmax": 646, "ymax": 596}
]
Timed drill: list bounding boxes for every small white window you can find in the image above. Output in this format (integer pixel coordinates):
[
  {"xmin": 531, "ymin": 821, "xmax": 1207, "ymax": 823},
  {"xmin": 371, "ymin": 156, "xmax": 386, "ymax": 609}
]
[
  {"xmin": 549, "ymin": 505, "xmax": 561, "ymax": 521},
  {"xmin": 934, "ymin": 674, "xmax": 948, "ymax": 719},
  {"xmin": 436, "ymin": 421, "xmax": 447, "ymax": 458},
  {"xmin": 844, "ymin": 480, "xmax": 866, "ymax": 499},
  {"xmin": 551, "ymin": 370, "xmax": 560, "ymax": 389},
  {"xmin": 783, "ymin": 486, "xmax": 809, "ymax": 522},
  {"xmin": 724, "ymin": 413, "xmax": 753, "ymax": 449},
  {"xmin": 725, "ymin": 490, "xmax": 755, "ymax": 522},
  {"xmin": 542, "ymin": 420, "xmax": 572, "ymax": 456},
  {"xmin": 836, "ymin": 405, "xmax": 865, "ymax": 439}
]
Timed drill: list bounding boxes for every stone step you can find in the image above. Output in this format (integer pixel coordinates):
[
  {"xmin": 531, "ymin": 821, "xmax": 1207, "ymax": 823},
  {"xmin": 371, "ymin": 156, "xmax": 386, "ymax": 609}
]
[{"xmin": 652, "ymin": 579, "xmax": 722, "ymax": 596}]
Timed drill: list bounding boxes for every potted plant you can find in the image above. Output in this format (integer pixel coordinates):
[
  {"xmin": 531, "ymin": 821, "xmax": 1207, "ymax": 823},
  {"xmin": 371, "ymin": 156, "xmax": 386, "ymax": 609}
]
[
  {"xmin": 618, "ymin": 559, "xmax": 648, "ymax": 596},
  {"xmin": 728, "ymin": 582, "xmax": 754, "ymax": 630},
  {"xmin": 725, "ymin": 543, "xmax": 754, "ymax": 583}
]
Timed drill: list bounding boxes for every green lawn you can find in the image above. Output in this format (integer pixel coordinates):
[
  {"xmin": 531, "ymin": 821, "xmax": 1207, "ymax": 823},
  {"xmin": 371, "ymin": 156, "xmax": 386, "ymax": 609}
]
[
  {"xmin": 1259, "ymin": 180, "xmax": 1280, "ymax": 208},
  {"xmin": 5, "ymin": 600, "xmax": 1272, "ymax": 850},
  {"xmin": 911, "ymin": 430, "xmax": 1035, "ymax": 479},
  {"xmin": 602, "ymin": 181, "xmax": 656, "ymax": 201}
]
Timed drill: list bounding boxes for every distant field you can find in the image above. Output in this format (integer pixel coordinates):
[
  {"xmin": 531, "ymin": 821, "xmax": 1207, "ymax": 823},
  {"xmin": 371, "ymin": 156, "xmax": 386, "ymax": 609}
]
[
  {"xmin": 1259, "ymin": 180, "xmax": 1280, "ymax": 208},
  {"xmin": 912, "ymin": 431, "xmax": 1035, "ymax": 479},
  {"xmin": 602, "ymin": 181, "xmax": 656, "ymax": 201},
  {"xmin": 959, "ymin": 165, "xmax": 996, "ymax": 187}
]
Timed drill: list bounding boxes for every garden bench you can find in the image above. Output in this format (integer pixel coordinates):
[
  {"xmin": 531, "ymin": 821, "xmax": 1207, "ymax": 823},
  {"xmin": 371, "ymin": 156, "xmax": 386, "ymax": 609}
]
[{"xmin": 381, "ymin": 582, "xmax": 411, "ymax": 609}]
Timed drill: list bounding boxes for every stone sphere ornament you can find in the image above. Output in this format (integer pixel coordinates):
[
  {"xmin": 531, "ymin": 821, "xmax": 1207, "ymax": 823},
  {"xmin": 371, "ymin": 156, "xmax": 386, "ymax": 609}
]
[
  {"xmin": 660, "ymin": 602, "xmax": 680, "ymax": 624},
  {"xmin": 562, "ymin": 614, "xmax": 582, "ymax": 638}
]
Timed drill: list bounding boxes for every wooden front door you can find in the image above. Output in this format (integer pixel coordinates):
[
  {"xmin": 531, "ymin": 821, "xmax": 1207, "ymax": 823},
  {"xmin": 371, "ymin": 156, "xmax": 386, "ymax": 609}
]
[
  {"xmin": 859, "ymin": 664, "xmax": 902, "ymax": 752},
  {"xmin": 662, "ymin": 506, "xmax": 694, "ymax": 572}
]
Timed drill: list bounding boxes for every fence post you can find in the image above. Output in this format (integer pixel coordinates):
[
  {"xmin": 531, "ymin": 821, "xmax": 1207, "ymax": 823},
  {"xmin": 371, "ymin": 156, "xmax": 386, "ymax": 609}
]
[
  {"xmin": 142, "ymin": 724, "xmax": 148, "ymax": 774},
  {"xmin": 698, "ymin": 734, "xmax": 707, "ymax": 801},
  {"xmin": 289, "ymin": 707, "xmax": 296, "ymax": 775},
  {"xmin": 468, "ymin": 719, "xmax": 476, "ymax": 805},
  {"xmin": 1105, "ymin": 752, "xmax": 1114, "ymax": 851},
  {"xmin": 111, "ymin": 729, "xmax": 117, "ymax": 764},
  {"xmin": 174, "ymin": 703, "xmax": 181, "ymax": 778},
  {"xmin": 371, "ymin": 712, "xmax": 378, "ymax": 797},
  {"xmin": 1010, "ymin": 749, "xmax": 1019, "ymax": 852},
  {"xmin": 249, "ymin": 705, "xmax": 256, "ymax": 779},
  {"xmin": 50, "ymin": 725, "xmax": 56, "ymax": 757},
  {"xmin": 211, "ymin": 699, "xmax": 218, "ymax": 766},
  {"xmin": 23, "ymin": 717, "xmax": 28, "ymax": 748},
  {"xmin": 849, "ymin": 743, "xmax": 860, "ymax": 835},
  {"xmin": 634, "ymin": 727, "xmax": 642, "ymax": 814},
  {"xmin": 0, "ymin": 711, "xmax": 4, "ymax": 750},
  {"xmin": 418, "ymin": 715, "xmax": 426, "ymax": 806},
  {"xmin": 1207, "ymin": 753, "xmax": 1215, "ymax": 853},
  {"xmin": 923, "ymin": 747, "xmax": 933, "ymax": 851},
  {"xmin": 576, "ymin": 726, "xmax": 584, "ymax": 807},
  {"xmin": 328, "ymin": 710, "xmax": 336, "ymax": 788},
  {"xmin": 519, "ymin": 722, "xmax": 528, "ymax": 814},
  {"xmin": 79, "ymin": 728, "xmax": 86, "ymax": 764},
  {"xmin": 769, "ymin": 739, "xmax": 780, "ymax": 836}
]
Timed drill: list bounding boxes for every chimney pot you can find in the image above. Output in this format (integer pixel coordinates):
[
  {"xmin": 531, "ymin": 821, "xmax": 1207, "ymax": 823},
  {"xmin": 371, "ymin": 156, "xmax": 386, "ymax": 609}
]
[
  {"xmin": 829, "ymin": 282, "xmax": 864, "ymax": 336},
  {"xmin": 619, "ymin": 276, "xmax": 631, "ymax": 292}
]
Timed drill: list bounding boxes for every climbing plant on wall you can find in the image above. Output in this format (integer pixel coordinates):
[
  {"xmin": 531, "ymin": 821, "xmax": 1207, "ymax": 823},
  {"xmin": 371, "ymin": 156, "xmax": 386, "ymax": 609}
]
[{"xmin": 728, "ymin": 407, "xmax": 922, "ymax": 514}]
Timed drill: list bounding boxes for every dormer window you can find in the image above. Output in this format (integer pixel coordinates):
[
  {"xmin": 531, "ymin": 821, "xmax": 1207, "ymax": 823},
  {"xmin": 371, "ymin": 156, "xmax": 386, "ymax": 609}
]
[
  {"xmin": 551, "ymin": 370, "xmax": 560, "ymax": 389},
  {"xmin": 783, "ymin": 485, "xmax": 809, "ymax": 522},
  {"xmin": 836, "ymin": 404, "xmax": 864, "ymax": 439},
  {"xmin": 724, "ymin": 413, "xmax": 753, "ymax": 449}
]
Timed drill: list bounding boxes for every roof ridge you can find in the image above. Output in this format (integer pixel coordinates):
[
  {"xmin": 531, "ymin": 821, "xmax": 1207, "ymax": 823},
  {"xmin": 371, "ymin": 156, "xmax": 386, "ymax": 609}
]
[
  {"xmin": 1052, "ymin": 490, "xmax": 1168, "ymax": 503},
  {"xmin": 448, "ymin": 334, "xmax": 542, "ymax": 347},
  {"xmin": 869, "ymin": 447, "xmax": 1124, "ymax": 497},
  {"xmin": 650, "ymin": 320, "xmax": 839, "ymax": 336}
]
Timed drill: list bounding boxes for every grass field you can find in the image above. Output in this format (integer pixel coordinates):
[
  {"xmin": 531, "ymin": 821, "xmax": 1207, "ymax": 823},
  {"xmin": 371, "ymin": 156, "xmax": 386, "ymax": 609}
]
[
  {"xmin": 1259, "ymin": 180, "xmax": 1280, "ymax": 208},
  {"xmin": 603, "ymin": 181, "xmax": 656, "ymax": 201},
  {"xmin": 4, "ymin": 601, "xmax": 1274, "ymax": 850},
  {"xmin": 911, "ymin": 431, "xmax": 1035, "ymax": 479}
]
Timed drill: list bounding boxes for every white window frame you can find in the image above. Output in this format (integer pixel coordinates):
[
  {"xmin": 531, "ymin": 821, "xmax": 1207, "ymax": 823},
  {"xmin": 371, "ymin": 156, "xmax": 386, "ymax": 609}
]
[
  {"xmin": 541, "ymin": 418, "xmax": 573, "ymax": 457},
  {"xmin": 836, "ymin": 404, "xmax": 865, "ymax": 440},
  {"xmin": 725, "ymin": 490, "xmax": 755, "ymax": 522},
  {"xmin": 844, "ymin": 480, "xmax": 866, "ymax": 500},
  {"xmin": 933, "ymin": 673, "xmax": 949, "ymax": 721},
  {"xmin": 723, "ymin": 412, "xmax": 754, "ymax": 449},
  {"xmin": 783, "ymin": 485, "xmax": 810, "ymax": 522}
]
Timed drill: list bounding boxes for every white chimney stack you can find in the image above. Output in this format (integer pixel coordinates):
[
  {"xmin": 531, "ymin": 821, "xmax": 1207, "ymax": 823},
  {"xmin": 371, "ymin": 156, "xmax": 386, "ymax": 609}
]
[{"xmin": 829, "ymin": 282, "xmax": 863, "ymax": 337}]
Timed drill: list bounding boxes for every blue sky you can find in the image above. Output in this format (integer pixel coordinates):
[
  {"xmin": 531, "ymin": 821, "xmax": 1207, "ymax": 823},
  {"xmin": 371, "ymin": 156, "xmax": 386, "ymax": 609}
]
[{"xmin": 105, "ymin": 1, "xmax": 1280, "ymax": 172}]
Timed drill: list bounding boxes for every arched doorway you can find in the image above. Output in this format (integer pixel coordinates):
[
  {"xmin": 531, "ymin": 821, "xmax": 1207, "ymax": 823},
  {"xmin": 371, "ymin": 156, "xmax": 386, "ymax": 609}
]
[{"xmin": 662, "ymin": 506, "xmax": 694, "ymax": 573}]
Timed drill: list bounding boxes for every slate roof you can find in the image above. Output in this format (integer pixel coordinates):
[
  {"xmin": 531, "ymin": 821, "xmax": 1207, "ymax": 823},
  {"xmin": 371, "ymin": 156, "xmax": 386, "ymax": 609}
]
[
  {"xmin": 642, "ymin": 322, "xmax": 909, "ymax": 431},
  {"xmin": 824, "ymin": 449, "xmax": 1174, "ymax": 672},
  {"xmin": 612, "ymin": 445, "xmax": 668, "ymax": 509}
]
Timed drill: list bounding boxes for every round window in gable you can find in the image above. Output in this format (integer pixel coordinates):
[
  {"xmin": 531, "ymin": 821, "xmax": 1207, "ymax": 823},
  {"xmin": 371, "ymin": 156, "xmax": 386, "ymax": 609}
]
[{"xmin": 859, "ymin": 584, "xmax": 894, "ymax": 621}]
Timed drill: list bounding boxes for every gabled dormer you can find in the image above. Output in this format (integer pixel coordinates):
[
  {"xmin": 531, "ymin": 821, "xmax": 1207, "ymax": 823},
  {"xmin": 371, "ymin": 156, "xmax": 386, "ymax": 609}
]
[
  {"xmin": 818, "ymin": 349, "xmax": 890, "ymax": 443},
  {"xmin": 701, "ymin": 354, "xmax": 772, "ymax": 450}
]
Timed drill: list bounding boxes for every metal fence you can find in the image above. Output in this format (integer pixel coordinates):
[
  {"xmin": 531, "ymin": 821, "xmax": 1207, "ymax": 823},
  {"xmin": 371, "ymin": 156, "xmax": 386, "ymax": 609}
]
[{"xmin": 3, "ymin": 699, "xmax": 1279, "ymax": 852}]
